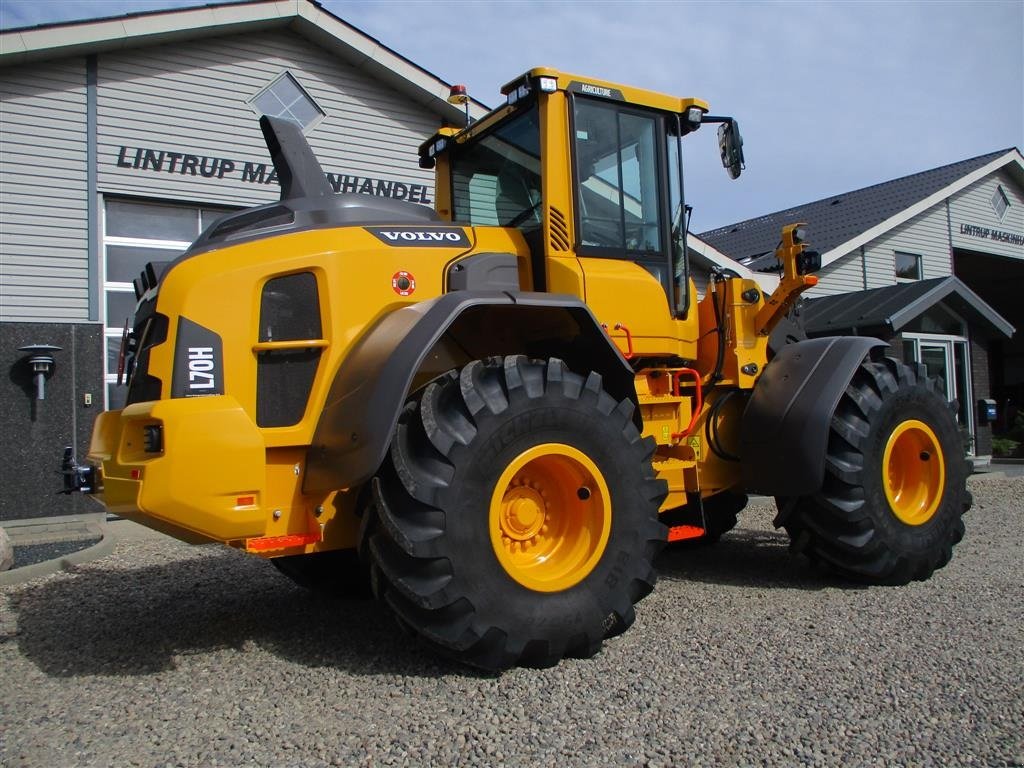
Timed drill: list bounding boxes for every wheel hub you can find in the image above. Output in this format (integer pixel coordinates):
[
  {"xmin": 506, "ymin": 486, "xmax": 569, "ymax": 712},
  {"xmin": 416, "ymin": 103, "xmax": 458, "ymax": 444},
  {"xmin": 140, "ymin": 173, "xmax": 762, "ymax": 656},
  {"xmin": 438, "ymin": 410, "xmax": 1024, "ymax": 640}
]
[
  {"xmin": 883, "ymin": 419, "xmax": 946, "ymax": 526},
  {"xmin": 501, "ymin": 483, "xmax": 547, "ymax": 542},
  {"xmin": 489, "ymin": 443, "xmax": 612, "ymax": 593}
]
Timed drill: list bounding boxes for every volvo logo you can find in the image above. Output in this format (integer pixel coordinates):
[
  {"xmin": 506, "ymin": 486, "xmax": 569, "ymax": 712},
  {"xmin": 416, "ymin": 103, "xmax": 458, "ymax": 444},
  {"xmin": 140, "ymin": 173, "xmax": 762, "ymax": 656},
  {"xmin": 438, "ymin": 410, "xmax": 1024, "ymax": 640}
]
[
  {"xmin": 380, "ymin": 231, "xmax": 462, "ymax": 242},
  {"xmin": 365, "ymin": 226, "xmax": 471, "ymax": 248}
]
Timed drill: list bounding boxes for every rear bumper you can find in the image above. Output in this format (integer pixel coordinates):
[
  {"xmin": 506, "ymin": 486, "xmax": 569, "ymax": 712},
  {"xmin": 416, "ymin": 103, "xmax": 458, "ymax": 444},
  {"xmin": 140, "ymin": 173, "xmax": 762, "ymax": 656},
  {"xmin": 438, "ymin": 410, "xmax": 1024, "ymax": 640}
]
[{"xmin": 87, "ymin": 396, "xmax": 266, "ymax": 541}]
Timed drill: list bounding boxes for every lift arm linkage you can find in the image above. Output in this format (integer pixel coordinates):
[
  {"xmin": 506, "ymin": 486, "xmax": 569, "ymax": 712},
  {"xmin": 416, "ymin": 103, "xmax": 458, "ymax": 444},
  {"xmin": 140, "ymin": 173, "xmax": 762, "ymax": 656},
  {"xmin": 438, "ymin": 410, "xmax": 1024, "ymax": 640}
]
[{"xmin": 754, "ymin": 223, "xmax": 820, "ymax": 338}]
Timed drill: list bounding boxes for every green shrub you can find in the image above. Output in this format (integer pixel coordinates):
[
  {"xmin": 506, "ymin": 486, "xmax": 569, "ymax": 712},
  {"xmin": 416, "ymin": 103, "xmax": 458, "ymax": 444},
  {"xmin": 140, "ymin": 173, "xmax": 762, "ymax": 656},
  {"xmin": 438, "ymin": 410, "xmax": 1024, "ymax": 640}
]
[{"xmin": 993, "ymin": 437, "xmax": 1020, "ymax": 458}]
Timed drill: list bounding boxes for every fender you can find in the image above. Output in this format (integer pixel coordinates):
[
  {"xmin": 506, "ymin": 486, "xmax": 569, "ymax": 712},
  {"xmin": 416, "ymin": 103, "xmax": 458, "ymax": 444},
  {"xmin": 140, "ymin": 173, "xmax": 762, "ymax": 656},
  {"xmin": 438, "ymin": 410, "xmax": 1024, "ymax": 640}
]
[
  {"xmin": 303, "ymin": 291, "xmax": 636, "ymax": 495},
  {"xmin": 739, "ymin": 336, "xmax": 887, "ymax": 497}
]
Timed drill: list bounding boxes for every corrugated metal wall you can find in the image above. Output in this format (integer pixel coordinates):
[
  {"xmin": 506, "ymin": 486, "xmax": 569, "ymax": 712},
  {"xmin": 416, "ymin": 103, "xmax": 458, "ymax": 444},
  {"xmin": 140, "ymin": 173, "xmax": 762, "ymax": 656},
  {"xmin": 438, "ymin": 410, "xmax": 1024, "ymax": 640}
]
[
  {"xmin": 0, "ymin": 58, "xmax": 89, "ymax": 322},
  {"xmin": 96, "ymin": 29, "xmax": 439, "ymax": 209}
]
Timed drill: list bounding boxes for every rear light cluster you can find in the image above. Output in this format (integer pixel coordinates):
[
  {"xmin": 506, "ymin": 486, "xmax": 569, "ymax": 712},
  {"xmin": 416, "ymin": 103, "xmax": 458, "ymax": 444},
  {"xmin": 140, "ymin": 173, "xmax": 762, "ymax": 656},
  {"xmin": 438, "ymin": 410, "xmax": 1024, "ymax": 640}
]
[{"xmin": 143, "ymin": 424, "xmax": 163, "ymax": 453}]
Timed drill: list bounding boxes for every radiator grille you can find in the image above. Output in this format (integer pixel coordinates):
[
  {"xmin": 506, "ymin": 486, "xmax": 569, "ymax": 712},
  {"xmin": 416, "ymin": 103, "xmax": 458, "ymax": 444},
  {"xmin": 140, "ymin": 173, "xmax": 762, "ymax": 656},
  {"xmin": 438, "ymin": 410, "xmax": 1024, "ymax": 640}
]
[{"xmin": 256, "ymin": 272, "xmax": 323, "ymax": 427}]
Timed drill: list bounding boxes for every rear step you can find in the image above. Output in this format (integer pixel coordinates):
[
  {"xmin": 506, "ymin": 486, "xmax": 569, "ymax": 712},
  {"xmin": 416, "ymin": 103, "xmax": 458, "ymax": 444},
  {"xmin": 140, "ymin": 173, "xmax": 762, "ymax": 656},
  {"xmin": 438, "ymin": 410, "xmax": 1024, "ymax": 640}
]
[{"xmin": 667, "ymin": 525, "xmax": 706, "ymax": 542}]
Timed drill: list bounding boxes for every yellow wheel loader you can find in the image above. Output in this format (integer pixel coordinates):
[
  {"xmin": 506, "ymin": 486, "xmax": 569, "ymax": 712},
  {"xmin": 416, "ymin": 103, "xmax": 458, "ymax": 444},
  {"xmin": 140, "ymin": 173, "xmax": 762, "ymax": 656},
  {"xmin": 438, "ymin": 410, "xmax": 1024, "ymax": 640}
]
[{"xmin": 63, "ymin": 68, "xmax": 970, "ymax": 670}]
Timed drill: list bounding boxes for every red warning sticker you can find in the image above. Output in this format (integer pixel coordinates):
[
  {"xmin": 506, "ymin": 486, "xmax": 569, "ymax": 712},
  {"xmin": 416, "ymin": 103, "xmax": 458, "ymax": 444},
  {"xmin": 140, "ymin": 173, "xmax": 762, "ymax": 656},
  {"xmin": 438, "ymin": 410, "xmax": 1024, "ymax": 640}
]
[{"xmin": 392, "ymin": 270, "xmax": 416, "ymax": 296}]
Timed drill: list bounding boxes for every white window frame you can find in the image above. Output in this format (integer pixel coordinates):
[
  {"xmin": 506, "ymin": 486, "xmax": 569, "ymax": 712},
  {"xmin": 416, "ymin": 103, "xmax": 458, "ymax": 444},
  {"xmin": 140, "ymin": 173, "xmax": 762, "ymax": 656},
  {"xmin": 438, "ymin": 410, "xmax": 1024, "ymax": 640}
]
[
  {"xmin": 991, "ymin": 185, "xmax": 1010, "ymax": 220},
  {"xmin": 248, "ymin": 71, "xmax": 326, "ymax": 134},
  {"xmin": 894, "ymin": 250, "xmax": 923, "ymax": 282},
  {"xmin": 903, "ymin": 332, "xmax": 974, "ymax": 454}
]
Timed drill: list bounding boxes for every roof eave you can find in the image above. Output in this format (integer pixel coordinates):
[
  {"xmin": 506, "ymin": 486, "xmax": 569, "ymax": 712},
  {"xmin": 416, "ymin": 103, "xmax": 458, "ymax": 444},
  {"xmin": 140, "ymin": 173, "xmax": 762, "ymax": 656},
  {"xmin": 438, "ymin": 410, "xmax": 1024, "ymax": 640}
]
[
  {"xmin": 0, "ymin": 0, "xmax": 489, "ymax": 124},
  {"xmin": 818, "ymin": 149, "xmax": 1024, "ymax": 268},
  {"xmin": 882, "ymin": 277, "xmax": 1014, "ymax": 338}
]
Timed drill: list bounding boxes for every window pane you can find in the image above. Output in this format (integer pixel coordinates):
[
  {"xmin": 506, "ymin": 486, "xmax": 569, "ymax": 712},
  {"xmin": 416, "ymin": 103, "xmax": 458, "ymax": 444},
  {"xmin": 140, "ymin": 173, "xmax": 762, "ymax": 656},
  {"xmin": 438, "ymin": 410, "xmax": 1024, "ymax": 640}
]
[
  {"xmin": 953, "ymin": 341, "xmax": 972, "ymax": 435},
  {"xmin": 920, "ymin": 345, "xmax": 951, "ymax": 400},
  {"xmin": 451, "ymin": 104, "xmax": 541, "ymax": 228},
  {"xmin": 106, "ymin": 200, "xmax": 199, "ymax": 241},
  {"xmin": 254, "ymin": 89, "xmax": 285, "ymax": 117},
  {"xmin": 106, "ymin": 245, "xmax": 182, "ymax": 283},
  {"xmin": 288, "ymin": 97, "xmax": 322, "ymax": 127},
  {"xmin": 272, "ymin": 74, "xmax": 303, "ymax": 104},
  {"xmin": 574, "ymin": 100, "xmax": 661, "ymax": 253},
  {"xmin": 895, "ymin": 251, "xmax": 921, "ymax": 280},
  {"xmin": 106, "ymin": 290, "xmax": 136, "ymax": 327},
  {"xmin": 620, "ymin": 112, "xmax": 660, "ymax": 253},
  {"xmin": 576, "ymin": 100, "xmax": 624, "ymax": 249},
  {"xmin": 250, "ymin": 72, "xmax": 323, "ymax": 130},
  {"xmin": 992, "ymin": 186, "xmax": 1009, "ymax": 219},
  {"xmin": 904, "ymin": 304, "xmax": 964, "ymax": 335},
  {"xmin": 201, "ymin": 208, "xmax": 232, "ymax": 230},
  {"xmin": 466, "ymin": 174, "xmax": 500, "ymax": 225},
  {"xmin": 107, "ymin": 382, "xmax": 128, "ymax": 411},
  {"xmin": 106, "ymin": 335, "xmax": 125, "ymax": 371}
]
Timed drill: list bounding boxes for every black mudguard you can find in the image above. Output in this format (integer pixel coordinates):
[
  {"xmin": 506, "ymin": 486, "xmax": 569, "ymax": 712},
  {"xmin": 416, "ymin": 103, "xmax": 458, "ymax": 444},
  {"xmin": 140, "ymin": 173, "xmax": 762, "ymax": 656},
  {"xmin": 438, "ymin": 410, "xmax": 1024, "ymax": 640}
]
[
  {"xmin": 303, "ymin": 291, "xmax": 636, "ymax": 495},
  {"xmin": 739, "ymin": 336, "xmax": 887, "ymax": 497}
]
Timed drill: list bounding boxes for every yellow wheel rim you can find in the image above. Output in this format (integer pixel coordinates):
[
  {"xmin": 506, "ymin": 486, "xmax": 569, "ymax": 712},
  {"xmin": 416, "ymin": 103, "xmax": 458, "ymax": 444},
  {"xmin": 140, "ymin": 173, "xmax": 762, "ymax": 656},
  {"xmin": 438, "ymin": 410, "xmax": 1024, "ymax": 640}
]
[
  {"xmin": 882, "ymin": 419, "xmax": 945, "ymax": 526},
  {"xmin": 489, "ymin": 443, "xmax": 612, "ymax": 593}
]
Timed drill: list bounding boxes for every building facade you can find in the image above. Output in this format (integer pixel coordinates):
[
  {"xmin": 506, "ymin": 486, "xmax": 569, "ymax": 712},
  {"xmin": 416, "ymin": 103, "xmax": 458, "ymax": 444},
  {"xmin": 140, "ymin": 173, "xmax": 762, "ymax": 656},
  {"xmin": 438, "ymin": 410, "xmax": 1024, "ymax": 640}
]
[
  {"xmin": 700, "ymin": 151, "xmax": 1022, "ymax": 465},
  {"xmin": 0, "ymin": 0, "xmax": 485, "ymax": 519}
]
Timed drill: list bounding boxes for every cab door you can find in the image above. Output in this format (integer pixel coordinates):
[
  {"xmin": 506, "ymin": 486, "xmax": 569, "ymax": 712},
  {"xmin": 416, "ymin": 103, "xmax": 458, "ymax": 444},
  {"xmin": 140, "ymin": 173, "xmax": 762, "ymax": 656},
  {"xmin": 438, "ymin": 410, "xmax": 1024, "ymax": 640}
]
[{"xmin": 570, "ymin": 96, "xmax": 683, "ymax": 357}]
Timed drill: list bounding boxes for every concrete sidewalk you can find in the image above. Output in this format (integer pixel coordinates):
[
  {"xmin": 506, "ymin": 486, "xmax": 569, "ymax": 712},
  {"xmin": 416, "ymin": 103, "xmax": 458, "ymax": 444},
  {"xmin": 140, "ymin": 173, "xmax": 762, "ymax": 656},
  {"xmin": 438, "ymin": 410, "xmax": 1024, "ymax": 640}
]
[{"xmin": 0, "ymin": 513, "xmax": 123, "ymax": 586}]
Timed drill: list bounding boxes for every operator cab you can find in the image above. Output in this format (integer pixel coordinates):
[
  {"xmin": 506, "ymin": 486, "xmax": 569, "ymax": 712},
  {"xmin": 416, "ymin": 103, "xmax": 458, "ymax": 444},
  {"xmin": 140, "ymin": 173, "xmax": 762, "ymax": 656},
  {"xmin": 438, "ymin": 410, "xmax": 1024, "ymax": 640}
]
[{"xmin": 421, "ymin": 68, "xmax": 744, "ymax": 323}]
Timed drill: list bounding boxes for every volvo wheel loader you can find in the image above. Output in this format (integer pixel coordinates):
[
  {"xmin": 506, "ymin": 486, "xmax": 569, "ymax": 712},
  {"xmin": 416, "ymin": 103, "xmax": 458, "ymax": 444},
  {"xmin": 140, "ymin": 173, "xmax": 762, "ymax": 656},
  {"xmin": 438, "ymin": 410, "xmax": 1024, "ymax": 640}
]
[{"xmin": 64, "ymin": 68, "xmax": 970, "ymax": 671}]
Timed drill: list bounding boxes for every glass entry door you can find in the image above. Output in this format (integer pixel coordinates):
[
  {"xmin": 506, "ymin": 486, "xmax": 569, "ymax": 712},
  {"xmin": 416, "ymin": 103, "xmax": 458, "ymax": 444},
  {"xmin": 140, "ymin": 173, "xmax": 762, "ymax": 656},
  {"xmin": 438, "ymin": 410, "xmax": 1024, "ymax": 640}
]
[{"xmin": 905, "ymin": 335, "xmax": 974, "ymax": 454}]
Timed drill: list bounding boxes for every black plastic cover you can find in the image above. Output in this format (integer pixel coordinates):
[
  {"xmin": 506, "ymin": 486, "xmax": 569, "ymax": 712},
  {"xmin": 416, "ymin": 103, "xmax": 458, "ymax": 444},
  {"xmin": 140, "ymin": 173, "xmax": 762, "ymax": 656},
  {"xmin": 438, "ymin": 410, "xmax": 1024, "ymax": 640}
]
[
  {"xmin": 447, "ymin": 252, "xmax": 521, "ymax": 292},
  {"xmin": 171, "ymin": 317, "xmax": 224, "ymax": 398},
  {"xmin": 739, "ymin": 335, "xmax": 886, "ymax": 497},
  {"xmin": 303, "ymin": 291, "xmax": 635, "ymax": 495}
]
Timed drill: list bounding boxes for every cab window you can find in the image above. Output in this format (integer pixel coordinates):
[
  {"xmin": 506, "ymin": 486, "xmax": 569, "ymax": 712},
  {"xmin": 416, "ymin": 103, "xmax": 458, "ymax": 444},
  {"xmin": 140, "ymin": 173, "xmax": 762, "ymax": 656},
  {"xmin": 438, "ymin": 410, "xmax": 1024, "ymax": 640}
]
[
  {"xmin": 450, "ymin": 105, "xmax": 541, "ymax": 229},
  {"xmin": 573, "ymin": 98, "xmax": 663, "ymax": 256}
]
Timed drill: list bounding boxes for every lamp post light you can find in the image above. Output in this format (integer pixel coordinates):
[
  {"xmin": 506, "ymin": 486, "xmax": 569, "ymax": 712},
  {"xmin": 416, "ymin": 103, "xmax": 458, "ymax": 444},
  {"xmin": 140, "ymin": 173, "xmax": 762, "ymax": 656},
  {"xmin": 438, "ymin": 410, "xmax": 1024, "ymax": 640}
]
[{"xmin": 19, "ymin": 344, "xmax": 62, "ymax": 401}]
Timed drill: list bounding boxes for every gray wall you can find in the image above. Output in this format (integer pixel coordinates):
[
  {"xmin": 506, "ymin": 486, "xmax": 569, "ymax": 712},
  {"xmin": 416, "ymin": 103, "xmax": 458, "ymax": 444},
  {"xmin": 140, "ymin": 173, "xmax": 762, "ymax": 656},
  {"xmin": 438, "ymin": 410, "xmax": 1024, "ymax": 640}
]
[
  {"xmin": 950, "ymin": 168, "xmax": 1024, "ymax": 261},
  {"xmin": 96, "ymin": 29, "xmax": 439, "ymax": 209},
  {"xmin": 0, "ymin": 28, "xmax": 446, "ymax": 326},
  {"xmin": 0, "ymin": 322, "xmax": 103, "ymax": 520},
  {"xmin": 0, "ymin": 58, "xmax": 89, "ymax": 323}
]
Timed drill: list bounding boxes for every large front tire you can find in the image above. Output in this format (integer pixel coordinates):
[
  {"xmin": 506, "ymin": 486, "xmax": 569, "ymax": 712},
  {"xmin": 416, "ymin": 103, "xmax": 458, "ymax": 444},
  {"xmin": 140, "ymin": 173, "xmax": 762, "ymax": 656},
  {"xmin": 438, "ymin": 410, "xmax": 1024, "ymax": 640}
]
[
  {"xmin": 780, "ymin": 355, "xmax": 971, "ymax": 584},
  {"xmin": 365, "ymin": 356, "xmax": 667, "ymax": 671}
]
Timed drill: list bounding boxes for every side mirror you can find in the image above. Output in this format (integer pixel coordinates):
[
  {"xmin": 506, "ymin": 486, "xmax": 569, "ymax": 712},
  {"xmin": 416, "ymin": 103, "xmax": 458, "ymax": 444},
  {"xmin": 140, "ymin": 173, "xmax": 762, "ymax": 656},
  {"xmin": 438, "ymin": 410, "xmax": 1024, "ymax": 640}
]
[{"xmin": 718, "ymin": 120, "xmax": 745, "ymax": 179}]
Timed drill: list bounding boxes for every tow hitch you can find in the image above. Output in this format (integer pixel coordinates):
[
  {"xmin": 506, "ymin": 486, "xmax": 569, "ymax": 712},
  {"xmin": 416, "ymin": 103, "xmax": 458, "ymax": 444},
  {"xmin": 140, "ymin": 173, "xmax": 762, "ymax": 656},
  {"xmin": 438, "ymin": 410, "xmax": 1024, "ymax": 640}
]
[{"xmin": 61, "ymin": 447, "xmax": 98, "ymax": 494}]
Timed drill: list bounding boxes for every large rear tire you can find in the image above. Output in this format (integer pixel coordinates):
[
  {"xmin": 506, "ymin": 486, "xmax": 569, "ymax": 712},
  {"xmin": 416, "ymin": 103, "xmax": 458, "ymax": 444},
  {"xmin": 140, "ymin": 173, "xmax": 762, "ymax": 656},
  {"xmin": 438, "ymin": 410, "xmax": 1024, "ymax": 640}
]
[
  {"xmin": 780, "ymin": 355, "xmax": 970, "ymax": 584},
  {"xmin": 365, "ymin": 356, "xmax": 667, "ymax": 671}
]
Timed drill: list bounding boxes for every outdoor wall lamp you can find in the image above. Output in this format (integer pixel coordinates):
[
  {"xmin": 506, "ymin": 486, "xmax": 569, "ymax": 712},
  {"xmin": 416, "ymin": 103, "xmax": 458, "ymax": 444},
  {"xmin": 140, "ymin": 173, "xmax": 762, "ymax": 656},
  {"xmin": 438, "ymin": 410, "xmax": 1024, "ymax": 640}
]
[{"xmin": 19, "ymin": 344, "xmax": 61, "ymax": 400}]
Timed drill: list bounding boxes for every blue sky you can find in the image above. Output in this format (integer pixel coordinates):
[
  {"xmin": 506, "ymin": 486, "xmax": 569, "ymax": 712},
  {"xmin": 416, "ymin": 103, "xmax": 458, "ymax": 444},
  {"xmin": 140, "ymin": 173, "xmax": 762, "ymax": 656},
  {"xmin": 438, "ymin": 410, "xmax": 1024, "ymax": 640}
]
[{"xmin": 1, "ymin": 0, "xmax": 1021, "ymax": 231}]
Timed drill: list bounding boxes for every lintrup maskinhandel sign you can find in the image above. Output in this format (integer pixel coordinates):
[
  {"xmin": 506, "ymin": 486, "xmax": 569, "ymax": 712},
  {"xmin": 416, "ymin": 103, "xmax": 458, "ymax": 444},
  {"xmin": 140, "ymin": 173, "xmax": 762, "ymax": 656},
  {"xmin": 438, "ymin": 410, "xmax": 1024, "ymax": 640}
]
[{"xmin": 114, "ymin": 145, "xmax": 432, "ymax": 204}]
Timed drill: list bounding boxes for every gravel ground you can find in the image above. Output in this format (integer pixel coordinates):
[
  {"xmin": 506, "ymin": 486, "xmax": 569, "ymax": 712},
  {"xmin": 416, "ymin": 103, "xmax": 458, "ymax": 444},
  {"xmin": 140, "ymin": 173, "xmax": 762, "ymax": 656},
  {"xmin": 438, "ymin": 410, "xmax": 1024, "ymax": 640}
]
[{"xmin": 1, "ymin": 474, "xmax": 1022, "ymax": 767}]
